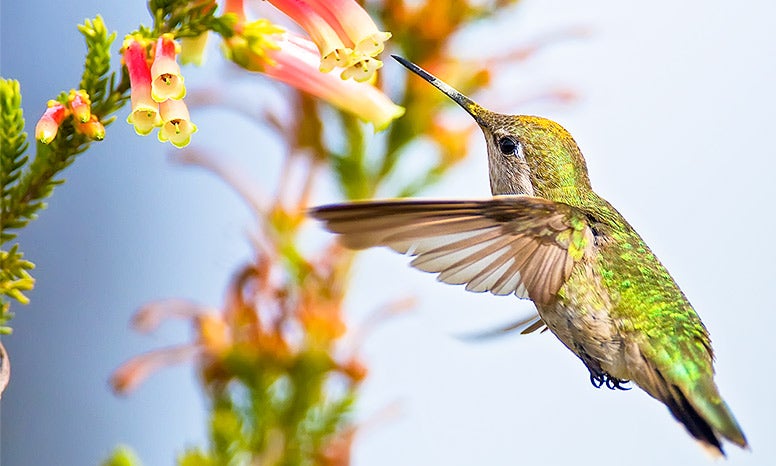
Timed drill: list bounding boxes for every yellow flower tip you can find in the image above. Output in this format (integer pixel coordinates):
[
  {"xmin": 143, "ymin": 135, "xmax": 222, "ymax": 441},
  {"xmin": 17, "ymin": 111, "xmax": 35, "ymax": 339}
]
[
  {"xmin": 319, "ymin": 47, "xmax": 354, "ymax": 73},
  {"xmin": 340, "ymin": 57, "xmax": 383, "ymax": 82},
  {"xmin": 36, "ymin": 121, "xmax": 58, "ymax": 144},
  {"xmin": 127, "ymin": 104, "xmax": 162, "ymax": 136},
  {"xmin": 158, "ymin": 119, "xmax": 198, "ymax": 148},
  {"xmin": 372, "ymin": 104, "xmax": 405, "ymax": 132},
  {"xmin": 93, "ymin": 125, "xmax": 106, "ymax": 141},
  {"xmin": 158, "ymin": 98, "xmax": 196, "ymax": 148},
  {"xmin": 75, "ymin": 114, "xmax": 106, "ymax": 141},
  {"xmin": 354, "ymin": 31, "xmax": 391, "ymax": 56},
  {"xmin": 151, "ymin": 72, "xmax": 186, "ymax": 102},
  {"xmin": 88, "ymin": 122, "xmax": 105, "ymax": 141}
]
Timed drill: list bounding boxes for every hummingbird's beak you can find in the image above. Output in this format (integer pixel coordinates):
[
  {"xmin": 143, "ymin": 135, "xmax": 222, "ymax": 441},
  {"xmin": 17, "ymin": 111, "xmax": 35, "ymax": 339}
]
[{"xmin": 392, "ymin": 55, "xmax": 486, "ymax": 125}]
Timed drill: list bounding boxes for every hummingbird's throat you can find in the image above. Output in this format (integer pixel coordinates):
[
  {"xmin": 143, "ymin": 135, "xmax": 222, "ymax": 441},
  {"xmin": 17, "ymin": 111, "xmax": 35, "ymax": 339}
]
[{"xmin": 488, "ymin": 155, "xmax": 535, "ymax": 196}]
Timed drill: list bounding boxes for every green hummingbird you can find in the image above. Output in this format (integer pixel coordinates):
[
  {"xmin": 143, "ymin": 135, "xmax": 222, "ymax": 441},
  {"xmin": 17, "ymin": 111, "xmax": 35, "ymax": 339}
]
[{"xmin": 310, "ymin": 56, "xmax": 747, "ymax": 456}]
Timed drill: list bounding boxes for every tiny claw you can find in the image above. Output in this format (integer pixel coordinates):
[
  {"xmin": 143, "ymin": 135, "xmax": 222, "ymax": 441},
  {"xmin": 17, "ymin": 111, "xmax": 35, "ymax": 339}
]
[
  {"xmin": 590, "ymin": 372, "xmax": 631, "ymax": 391},
  {"xmin": 589, "ymin": 373, "xmax": 605, "ymax": 388},
  {"xmin": 614, "ymin": 379, "xmax": 632, "ymax": 391},
  {"xmin": 604, "ymin": 376, "xmax": 631, "ymax": 391}
]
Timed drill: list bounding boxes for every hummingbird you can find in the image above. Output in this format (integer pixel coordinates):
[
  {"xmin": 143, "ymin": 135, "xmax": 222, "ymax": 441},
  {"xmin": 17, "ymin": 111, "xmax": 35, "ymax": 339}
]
[{"xmin": 310, "ymin": 55, "xmax": 747, "ymax": 456}]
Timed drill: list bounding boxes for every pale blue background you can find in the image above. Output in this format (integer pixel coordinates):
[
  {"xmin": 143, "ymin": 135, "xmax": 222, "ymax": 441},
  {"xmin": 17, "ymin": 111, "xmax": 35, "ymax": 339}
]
[{"xmin": 2, "ymin": 1, "xmax": 775, "ymax": 465}]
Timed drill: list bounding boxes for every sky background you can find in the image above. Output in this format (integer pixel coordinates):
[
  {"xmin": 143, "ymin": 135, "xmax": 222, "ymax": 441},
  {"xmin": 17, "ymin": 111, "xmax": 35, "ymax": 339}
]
[{"xmin": 2, "ymin": 0, "xmax": 776, "ymax": 465}]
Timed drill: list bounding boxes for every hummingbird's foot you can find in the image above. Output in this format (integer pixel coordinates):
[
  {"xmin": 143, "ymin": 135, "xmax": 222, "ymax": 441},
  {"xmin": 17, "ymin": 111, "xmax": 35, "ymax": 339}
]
[
  {"xmin": 589, "ymin": 373, "xmax": 606, "ymax": 388},
  {"xmin": 605, "ymin": 377, "xmax": 631, "ymax": 391},
  {"xmin": 589, "ymin": 372, "xmax": 631, "ymax": 391}
]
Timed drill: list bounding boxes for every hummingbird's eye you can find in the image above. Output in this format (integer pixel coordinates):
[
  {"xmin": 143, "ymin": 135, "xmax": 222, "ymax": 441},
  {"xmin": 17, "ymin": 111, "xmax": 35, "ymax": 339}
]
[{"xmin": 498, "ymin": 136, "xmax": 520, "ymax": 156}]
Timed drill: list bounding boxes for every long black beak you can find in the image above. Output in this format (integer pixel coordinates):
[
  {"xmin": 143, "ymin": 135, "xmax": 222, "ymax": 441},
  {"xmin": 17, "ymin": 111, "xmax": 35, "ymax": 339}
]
[{"xmin": 392, "ymin": 55, "xmax": 486, "ymax": 125}]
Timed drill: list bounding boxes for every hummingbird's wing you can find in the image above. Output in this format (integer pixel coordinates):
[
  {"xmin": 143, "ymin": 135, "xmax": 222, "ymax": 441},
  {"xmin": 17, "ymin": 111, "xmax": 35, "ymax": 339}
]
[
  {"xmin": 457, "ymin": 313, "xmax": 550, "ymax": 341},
  {"xmin": 310, "ymin": 196, "xmax": 594, "ymax": 305}
]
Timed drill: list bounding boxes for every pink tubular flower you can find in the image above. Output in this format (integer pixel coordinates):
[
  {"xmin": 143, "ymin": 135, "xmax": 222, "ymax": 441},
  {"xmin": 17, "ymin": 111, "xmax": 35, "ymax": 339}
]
[
  {"xmin": 225, "ymin": 29, "xmax": 404, "ymax": 130},
  {"xmin": 265, "ymin": 0, "xmax": 352, "ymax": 72},
  {"xmin": 308, "ymin": 0, "xmax": 390, "ymax": 56},
  {"xmin": 35, "ymin": 100, "xmax": 68, "ymax": 144},
  {"xmin": 67, "ymin": 89, "xmax": 92, "ymax": 123},
  {"xmin": 265, "ymin": 0, "xmax": 391, "ymax": 82},
  {"xmin": 123, "ymin": 38, "xmax": 162, "ymax": 135},
  {"xmin": 158, "ymin": 98, "xmax": 197, "ymax": 148},
  {"xmin": 266, "ymin": 34, "xmax": 403, "ymax": 130},
  {"xmin": 150, "ymin": 34, "xmax": 186, "ymax": 102}
]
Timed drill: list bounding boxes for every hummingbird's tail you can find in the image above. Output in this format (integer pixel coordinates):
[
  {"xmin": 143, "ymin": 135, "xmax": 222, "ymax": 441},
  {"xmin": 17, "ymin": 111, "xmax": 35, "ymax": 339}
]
[{"xmin": 641, "ymin": 361, "xmax": 748, "ymax": 456}]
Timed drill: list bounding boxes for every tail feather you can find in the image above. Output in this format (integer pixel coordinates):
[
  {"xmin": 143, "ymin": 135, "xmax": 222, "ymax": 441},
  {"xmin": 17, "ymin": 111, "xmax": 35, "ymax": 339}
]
[
  {"xmin": 640, "ymin": 357, "xmax": 748, "ymax": 456},
  {"xmin": 687, "ymin": 382, "xmax": 748, "ymax": 449},
  {"xmin": 662, "ymin": 382, "xmax": 725, "ymax": 456}
]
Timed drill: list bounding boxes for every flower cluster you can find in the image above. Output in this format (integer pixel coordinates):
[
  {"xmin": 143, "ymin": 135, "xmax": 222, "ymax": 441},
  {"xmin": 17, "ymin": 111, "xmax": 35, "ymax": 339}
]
[
  {"xmin": 265, "ymin": 0, "xmax": 391, "ymax": 82},
  {"xmin": 110, "ymin": 242, "xmax": 367, "ymax": 463},
  {"xmin": 222, "ymin": 0, "xmax": 403, "ymax": 130},
  {"xmin": 111, "ymin": 249, "xmax": 364, "ymax": 393},
  {"xmin": 122, "ymin": 34, "xmax": 197, "ymax": 148},
  {"xmin": 34, "ymin": 89, "xmax": 105, "ymax": 143}
]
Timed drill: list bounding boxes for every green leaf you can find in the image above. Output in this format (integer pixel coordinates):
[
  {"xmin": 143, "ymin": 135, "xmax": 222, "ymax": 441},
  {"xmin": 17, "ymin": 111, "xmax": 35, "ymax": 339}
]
[
  {"xmin": 78, "ymin": 15, "xmax": 121, "ymax": 116},
  {"xmin": 0, "ymin": 244, "xmax": 34, "ymax": 331},
  {"xmin": 0, "ymin": 79, "xmax": 29, "ymax": 244}
]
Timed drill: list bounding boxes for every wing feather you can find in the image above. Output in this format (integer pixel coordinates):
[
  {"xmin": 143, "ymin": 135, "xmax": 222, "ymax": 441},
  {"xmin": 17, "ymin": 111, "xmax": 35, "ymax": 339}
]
[
  {"xmin": 311, "ymin": 197, "xmax": 595, "ymax": 304},
  {"xmin": 466, "ymin": 256, "xmax": 517, "ymax": 293}
]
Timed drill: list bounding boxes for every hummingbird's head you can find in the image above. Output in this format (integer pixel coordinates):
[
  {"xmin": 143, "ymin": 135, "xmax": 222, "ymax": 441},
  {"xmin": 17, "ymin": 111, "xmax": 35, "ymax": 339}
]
[{"xmin": 393, "ymin": 56, "xmax": 592, "ymax": 201}]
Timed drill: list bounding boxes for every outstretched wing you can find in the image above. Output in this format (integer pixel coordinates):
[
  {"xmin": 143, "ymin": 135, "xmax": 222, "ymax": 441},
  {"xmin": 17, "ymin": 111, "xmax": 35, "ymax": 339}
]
[{"xmin": 310, "ymin": 196, "xmax": 594, "ymax": 305}]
